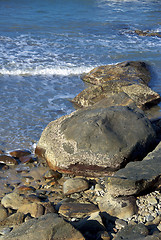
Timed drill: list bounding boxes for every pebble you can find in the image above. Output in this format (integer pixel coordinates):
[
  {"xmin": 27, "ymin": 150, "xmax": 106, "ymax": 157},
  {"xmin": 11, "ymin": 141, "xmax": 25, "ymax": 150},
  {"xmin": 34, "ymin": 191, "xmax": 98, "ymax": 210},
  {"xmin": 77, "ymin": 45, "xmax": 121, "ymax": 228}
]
[
  {"xmin": 0, "ymin": 155, "xmax": 18, "ymax": 165},
  {"xmin": 43, "ymin": 169, "xmax": 62, "ymax": 180},
  {"xmin": 9, "ymin": 150, "xmax": 31, "ymax": 159},
  {"xmin": 0, "ymin": 147, "xmax": 161, "ymax": 239},
  {"xmin": 0, "ymin": 205, "xmax": 8, "ymax": 222},
  {"xmin": 0, "ymin": 227, "xmax": 13, "ymax": 235},
  {"xmin": 63, "ymin": 178, "xmax": 89, "ymax": 195}
]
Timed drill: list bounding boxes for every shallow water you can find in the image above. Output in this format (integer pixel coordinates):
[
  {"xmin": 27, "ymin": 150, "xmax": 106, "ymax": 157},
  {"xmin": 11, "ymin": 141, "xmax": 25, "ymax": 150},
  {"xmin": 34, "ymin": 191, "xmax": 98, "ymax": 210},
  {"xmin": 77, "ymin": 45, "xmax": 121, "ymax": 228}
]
[{"xmin": 0, "ymin": 0, "xmax": 161, "ymax": 150}]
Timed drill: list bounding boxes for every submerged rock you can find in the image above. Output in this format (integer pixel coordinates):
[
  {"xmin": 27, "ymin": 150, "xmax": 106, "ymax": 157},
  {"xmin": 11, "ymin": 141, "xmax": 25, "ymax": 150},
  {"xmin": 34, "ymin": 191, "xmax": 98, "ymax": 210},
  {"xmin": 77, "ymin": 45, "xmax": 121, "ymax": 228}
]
[{"xmin": 36, "ymin": 106, "xmax": 156, "ymax": 176}]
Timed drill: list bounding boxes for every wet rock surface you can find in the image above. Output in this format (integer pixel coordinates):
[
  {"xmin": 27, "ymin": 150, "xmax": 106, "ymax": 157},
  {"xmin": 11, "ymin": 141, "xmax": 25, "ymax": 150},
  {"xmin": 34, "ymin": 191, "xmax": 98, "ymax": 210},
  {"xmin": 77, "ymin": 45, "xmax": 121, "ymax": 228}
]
[{"xmin": 1, "ymin": 61, "xmax": 161, "ymax": 239}]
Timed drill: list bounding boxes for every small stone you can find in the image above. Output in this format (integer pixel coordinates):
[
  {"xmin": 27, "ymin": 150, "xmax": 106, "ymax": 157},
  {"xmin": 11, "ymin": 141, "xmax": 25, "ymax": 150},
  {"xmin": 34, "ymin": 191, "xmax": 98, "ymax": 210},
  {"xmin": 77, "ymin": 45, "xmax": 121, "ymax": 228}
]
[
  {"xmin": 146, "ymin": 196, "xmax": 158, "ymax": 206},
  {"xmin": 0, "ymin": 205, "xmax": 8, "ymax": 222},
  {"xmin": 16, "ymin": 166, "xmax": 30, "ymax": 173},
  {"xmin": 98, "ymin": 193, "xmax": 137, "ymax": 219},
  {"xmin": 157, "ymin": 222, "xmax": 161, "ymax": 231},
  {"xmin": 146, "ymin": 215, "xmax": 154, "ymax": 222},
  {"xmin": 9, "ymin": 149, "xmax": 31, "ymax": 159},
  {"xmin": 1, "ymin": 192, "xmax": 40, "ymax": 210},
  {"xmin": 115, "ymin": 219, "xmax": 128, "ymax": 230},
  {"xmin": 59, "ymin": 202, "xmax": 98, "ymax": 218},
  {"xmin": 16, "ymin": 185, "xmax": 36, "ymax": 192},
  {"xmin": 0, "ymin": 155, "xmax": 18, "ymax": 165},
  {"xmin": 19, "ymin": 155, "xmax": 35, "ymax": 164},
  {"xmin": 0, "ymin": 227, "xmax": 13, "ymax": 235},
  {"xmin": 0, "ymin": 212, "xmax": 25, "ymax": 227},
  {"xmin": 97, "ymin": 231, "xmax": 110, "ymax": 240},
  {"xmin": 43, "ymin": 169, "xmax": 62, "ymax": 180},
  {"xmin": 18, "ymin": 203, "xmax": 45, "ymax": 218},
  {"xmin": 63, "ymin": 178, "xmax": 89, "ymax": 195}
]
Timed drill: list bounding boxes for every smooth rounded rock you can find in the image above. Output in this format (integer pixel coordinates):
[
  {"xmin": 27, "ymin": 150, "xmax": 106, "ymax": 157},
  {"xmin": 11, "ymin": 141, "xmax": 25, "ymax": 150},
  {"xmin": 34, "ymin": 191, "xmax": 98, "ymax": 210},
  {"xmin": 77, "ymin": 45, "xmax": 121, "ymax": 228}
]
[
  {"xmin": 59, "ymin": 202, "xmax": 98, "ymax": 218},
  {"xmin": 0, "ymin": 205, "xmax": 8, "ymax": 222},
  {"xmin": 98, "ymin": 193, "xmax": 137, "ymax": 219},
  {"xmin": 0, "ymin": 155, "xmax": 18, "ymax": 165},
  {"xmin": 9, "ymin": 150, "xmax": 31, "ymax": 159},
  {"xmin": 63, "ymin": 178, "xmax": 89, "ymax": 195},
  {"xmin": 36, "ymin": 106, "xmax": 156, "ymax": 176}
]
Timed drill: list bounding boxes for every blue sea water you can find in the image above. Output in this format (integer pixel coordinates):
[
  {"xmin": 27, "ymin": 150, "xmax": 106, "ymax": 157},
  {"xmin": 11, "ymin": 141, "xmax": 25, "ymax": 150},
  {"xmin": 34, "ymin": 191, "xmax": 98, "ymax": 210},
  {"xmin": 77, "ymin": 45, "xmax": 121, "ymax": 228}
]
[{"xmin": 0, "ymin": 0, "xmax": 161, "ymax": 150}]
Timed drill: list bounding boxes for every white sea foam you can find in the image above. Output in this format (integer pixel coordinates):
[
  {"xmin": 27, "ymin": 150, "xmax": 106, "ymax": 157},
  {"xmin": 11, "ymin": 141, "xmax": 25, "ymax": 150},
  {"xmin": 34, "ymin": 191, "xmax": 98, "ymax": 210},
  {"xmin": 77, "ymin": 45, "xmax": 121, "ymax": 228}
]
[{"xmin": 0, "ymin": 66, "xmax": 94, "ymax": 76}]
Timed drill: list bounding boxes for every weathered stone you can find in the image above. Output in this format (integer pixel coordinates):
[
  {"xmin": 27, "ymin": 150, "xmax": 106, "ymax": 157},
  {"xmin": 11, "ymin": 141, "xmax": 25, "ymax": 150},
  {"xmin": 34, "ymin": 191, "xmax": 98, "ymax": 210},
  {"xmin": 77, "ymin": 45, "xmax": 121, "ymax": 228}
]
[
  {"xmin": 9, "ymin": 150, "xmax": 31, "ymax": 159},
  {"xmin": 72, "ymin": 85, "xmax": 134, "ymax": 108},
  {"xmin": 72, "ymin": 81, "xmax": 160, "ymax": 109},
  {"xmin": 18, "ymin": 203, "xmax": 45, "ymax": 218},
  {"xmin": 106, "ymin": 141, "xmax": 161, "ymax": 197},
  {"xmin": 59, "ymin": 202, "xmax": 98, "ymax": 218},
  {"xmin": 0, "ymin": 205, "xmax": 8, "ymax": 222},
  {"xmin": 19, "ymin": 155, "xmax": 34, "ymax": 164},
  {"xmin": 98, "ymin": 193, "xmax": 137, "ymax": 219},
  {"xmin": 82, "ymin": 61, "xmax": 150, "ymax": 85},
  {"xmin": 63, "ymin": 178, "xmax": 89, "ymax": 195},
  {"xmin": 1, "ymin": 213, "xmax": 85, "ymax": 240},
  {"xmin": 16, "ymin": 185, "xmax": 36, "ymax": 192},
  {"xmin": 0, "ymin": 212, "xmax": 25, "ymax": 227},
  {"xmin": 36, "ymin": 106, "xmax": 156, "ymax": 176},
  {"xmin": 0, "ymin": 155, "xmax": 18, "ymax": 165},
  {"xmin": 43, "ymin": 169, "xmax": 62, "ymax": 180},
  {"xmin": 122, "ymin": 83, "xmax": 160, "ymax": 109},
  {"xmin": 113, "ymin": 223, "xmax": 149, "ymax": 240},
  {"xmin": 1, "ymin": 192, "xmax": 41, "ymax": 210}
]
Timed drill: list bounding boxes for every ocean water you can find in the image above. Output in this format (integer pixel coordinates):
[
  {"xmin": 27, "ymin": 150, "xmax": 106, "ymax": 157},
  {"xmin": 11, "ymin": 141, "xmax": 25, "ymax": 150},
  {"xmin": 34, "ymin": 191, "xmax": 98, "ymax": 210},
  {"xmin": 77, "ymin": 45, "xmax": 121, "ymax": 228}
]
[{"xmin": 0, "ymin": 0, "xmax": 161, "ymax": 151}]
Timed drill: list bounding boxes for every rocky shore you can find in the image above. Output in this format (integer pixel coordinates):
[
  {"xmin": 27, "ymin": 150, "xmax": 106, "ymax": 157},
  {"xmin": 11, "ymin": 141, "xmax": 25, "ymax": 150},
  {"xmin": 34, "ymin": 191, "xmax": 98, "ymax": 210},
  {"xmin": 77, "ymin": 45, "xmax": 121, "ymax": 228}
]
[{"xmin": 0, "ymin": 61, "xmax": 161, "ymax": 239}]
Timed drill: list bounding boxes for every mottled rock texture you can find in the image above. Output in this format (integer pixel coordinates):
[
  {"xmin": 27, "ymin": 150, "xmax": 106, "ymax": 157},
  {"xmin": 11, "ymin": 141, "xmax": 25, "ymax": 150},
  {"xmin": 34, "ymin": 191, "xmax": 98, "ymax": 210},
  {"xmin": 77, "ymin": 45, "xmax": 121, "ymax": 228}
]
[
  {"xmin": 36, "ymin": 106, "xmax": 156, "ymax": 176},
  {"xmin": 106, "ymin": 141, "xmax": 161, "ymax": 197}
]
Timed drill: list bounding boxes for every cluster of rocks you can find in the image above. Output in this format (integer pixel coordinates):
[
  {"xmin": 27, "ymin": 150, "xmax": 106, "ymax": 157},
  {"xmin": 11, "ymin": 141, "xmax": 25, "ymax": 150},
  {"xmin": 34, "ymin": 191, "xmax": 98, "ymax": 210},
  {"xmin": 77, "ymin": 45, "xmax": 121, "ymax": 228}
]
[
  {"xmin": 134, "ymin": 30, "xmax": 161, "ymax": 38},
  {"xmin": 1, "ymin": 61, "xmax": 161, "ymax": 239}
]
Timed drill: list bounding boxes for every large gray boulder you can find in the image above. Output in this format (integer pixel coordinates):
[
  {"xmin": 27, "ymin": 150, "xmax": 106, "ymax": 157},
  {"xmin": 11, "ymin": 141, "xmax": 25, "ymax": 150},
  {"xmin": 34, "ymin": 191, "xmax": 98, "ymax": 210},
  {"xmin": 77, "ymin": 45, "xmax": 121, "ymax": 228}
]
[
  {"xmin": 36, "ymin": 106, "xmax": 156, "ymax": 176},
  {"xmin": 106, "ymin": 141, "xmax": 161, "ymax": 197}
]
